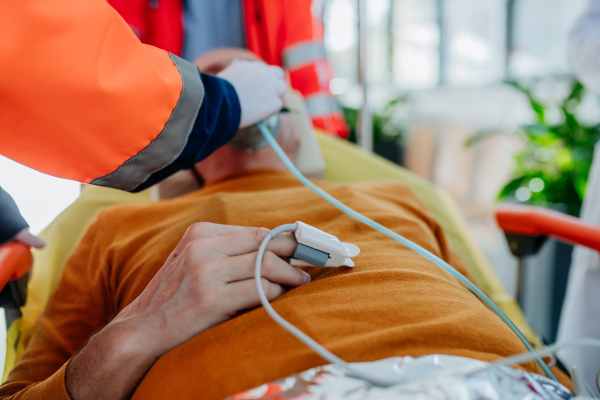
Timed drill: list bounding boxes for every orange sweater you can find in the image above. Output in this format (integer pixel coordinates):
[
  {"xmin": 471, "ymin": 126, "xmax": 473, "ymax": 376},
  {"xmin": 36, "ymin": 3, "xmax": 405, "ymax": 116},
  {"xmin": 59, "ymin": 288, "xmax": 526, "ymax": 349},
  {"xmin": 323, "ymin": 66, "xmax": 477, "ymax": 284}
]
[{"xmin": 0, "ymin": 170, "xmax": 567, "ymax": 399}]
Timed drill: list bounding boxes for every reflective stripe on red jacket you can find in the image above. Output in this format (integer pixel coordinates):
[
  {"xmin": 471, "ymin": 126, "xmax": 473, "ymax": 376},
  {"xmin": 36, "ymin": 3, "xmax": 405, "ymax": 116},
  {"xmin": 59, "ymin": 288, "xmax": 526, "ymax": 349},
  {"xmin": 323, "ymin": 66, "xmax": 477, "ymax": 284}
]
[{"xmin": 107, "ymin": 0, "xmax": 349, "ymax": 138}]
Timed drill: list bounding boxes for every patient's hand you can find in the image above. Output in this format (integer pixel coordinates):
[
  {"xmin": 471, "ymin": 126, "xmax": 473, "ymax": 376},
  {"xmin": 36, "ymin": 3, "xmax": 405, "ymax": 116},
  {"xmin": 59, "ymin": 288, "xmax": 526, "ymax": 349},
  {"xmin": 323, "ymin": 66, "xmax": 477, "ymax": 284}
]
[{"xmin": 66, "ymin": 223, "xmax": 309, "ymax": 400}]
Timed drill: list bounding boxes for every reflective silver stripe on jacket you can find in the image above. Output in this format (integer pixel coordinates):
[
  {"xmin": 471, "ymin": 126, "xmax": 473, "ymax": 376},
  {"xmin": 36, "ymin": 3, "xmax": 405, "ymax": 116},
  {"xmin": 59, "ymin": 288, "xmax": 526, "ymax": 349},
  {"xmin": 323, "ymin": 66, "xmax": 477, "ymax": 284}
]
[
  {"xmin": 283, "ymin": 41, "xmax": 327, "ymax": 69},
  {"xmin": 305, "ymin": 94, "xmax": 340, "ymax": 117},
  {"xmin": 91, "ymin": 54, "xmax": 204, "ymax": 191}
]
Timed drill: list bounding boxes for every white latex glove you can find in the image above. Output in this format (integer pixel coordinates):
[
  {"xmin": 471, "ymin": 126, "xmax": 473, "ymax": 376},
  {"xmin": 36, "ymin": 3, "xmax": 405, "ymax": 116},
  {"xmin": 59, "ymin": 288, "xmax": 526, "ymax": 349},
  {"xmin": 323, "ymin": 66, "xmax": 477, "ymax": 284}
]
[
  {"xmin": 217, "ymin": 60, "xmax": 287, "ymax": 129},
  {"xmin": 13, "ymin": 228, "xmax": 46, "ymax": 248}
]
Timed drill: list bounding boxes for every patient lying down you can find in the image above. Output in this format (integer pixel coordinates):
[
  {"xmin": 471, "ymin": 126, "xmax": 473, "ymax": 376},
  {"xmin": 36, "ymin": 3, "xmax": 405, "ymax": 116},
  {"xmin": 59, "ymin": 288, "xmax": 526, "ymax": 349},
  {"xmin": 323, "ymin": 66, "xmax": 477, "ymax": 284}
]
[{"xmin": 0, "ymin": 120, "xmax": 566, "ymax": 400}]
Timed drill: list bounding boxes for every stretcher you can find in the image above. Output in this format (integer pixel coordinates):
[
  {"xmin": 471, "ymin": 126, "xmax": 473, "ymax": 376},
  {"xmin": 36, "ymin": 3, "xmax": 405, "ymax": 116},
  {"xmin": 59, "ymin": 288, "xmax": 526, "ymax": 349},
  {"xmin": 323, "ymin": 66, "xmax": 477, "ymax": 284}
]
[
  {"xmin": 496, "ymin": 205, "xmax": 600, "ymax": 305},
  {"xmin": 0, "ymin": 132, "xmax": 591, "ymax": 382}
]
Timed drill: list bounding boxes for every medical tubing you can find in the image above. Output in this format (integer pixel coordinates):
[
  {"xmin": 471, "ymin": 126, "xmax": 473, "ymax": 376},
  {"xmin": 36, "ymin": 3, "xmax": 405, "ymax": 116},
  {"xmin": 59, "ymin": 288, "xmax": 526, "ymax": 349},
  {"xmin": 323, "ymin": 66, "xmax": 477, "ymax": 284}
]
[
  {"xmin": 474, "ymin": 339, "xmax": 600, "ymax": 374},
  {"xmin": 256, "ymin": 225, "xmax": 406, "ymax": 387},
  {"xmin": 257, "ymin": 121, "xmax": 557, "ymax": 382},
  {"xmin": 254, "ymin": 224, "xmax": 348, "ymax": 366}
]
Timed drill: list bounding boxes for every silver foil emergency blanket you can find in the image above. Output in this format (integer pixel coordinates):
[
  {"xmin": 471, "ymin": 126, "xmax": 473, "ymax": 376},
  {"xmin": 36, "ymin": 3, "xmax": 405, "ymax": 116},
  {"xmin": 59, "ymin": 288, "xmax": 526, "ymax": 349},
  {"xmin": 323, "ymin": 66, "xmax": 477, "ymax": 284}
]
[{"xmin": 226, "ymin": 355, "xmax": 573, "ymax": 400}]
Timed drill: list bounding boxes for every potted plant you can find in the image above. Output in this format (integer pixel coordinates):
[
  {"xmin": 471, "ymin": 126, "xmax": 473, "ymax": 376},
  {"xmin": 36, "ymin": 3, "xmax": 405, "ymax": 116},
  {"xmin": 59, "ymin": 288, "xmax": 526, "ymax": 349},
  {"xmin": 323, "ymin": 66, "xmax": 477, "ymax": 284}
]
[
  {"xmin": 467, "ymin": 80, "xmax": 600, "ymax": 216},
  {"xmin": 343, "ymin": 96, "xmax": 407, "ymax": 165}
]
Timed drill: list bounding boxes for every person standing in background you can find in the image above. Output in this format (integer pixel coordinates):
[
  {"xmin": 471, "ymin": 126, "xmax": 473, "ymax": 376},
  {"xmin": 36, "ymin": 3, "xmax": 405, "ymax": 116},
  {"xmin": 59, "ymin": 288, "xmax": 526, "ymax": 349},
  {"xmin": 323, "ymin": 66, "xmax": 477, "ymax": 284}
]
[
  {"xmin": 107, "ymin": 0, "xmax": 350, "ymax": 138},
  {"xmin": 557, "ymin": 0, "xmax": 600, "ymax": 395}
]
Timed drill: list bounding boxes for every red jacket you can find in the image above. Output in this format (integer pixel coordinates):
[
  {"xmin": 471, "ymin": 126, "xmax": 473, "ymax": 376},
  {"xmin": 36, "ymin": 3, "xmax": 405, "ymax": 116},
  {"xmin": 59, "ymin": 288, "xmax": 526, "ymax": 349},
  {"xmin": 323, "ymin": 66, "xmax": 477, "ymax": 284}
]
[{"xmin": 107, "ymin": 0, "xmax": 349, "ymax": 138}]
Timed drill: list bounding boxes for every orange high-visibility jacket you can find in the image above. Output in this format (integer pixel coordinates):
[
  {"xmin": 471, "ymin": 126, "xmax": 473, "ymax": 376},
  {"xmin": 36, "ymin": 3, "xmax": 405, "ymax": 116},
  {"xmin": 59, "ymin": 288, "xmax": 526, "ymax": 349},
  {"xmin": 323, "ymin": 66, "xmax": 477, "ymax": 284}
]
[
  {"xmin": 0, "ymin": 0, "xmax": 240, "ymax": 192},
  {"xmin": 107, "ymin": 0, "xmax": 349, "ymax": 138}
]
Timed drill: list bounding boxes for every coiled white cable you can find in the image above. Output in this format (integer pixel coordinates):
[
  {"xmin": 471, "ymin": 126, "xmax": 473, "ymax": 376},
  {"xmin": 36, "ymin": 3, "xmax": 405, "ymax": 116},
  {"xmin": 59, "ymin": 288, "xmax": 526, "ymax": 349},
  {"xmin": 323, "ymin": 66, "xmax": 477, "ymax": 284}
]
[
  {"xmin": 256, "ymin": 223, "xmax": 433, "ymax": 387},
  {"xmin": 256, "ymin": 121, "xmax": 557, "ymax": 382},
  {"xmin": 254, "ymin": 224, "xmax": 347, "ymax": 366}
]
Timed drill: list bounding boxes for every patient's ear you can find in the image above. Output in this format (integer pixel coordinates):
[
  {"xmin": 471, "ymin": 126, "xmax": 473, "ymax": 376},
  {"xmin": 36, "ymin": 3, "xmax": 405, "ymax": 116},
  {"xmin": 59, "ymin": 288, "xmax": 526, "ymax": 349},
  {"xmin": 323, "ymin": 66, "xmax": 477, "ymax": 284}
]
[
  {"xmin": 277, "ymin": 113, "xmax": 301, "ymax": 163},
  {"xmin": 157, "ymin": 170, "xmax": 203, "ymax": 200}
]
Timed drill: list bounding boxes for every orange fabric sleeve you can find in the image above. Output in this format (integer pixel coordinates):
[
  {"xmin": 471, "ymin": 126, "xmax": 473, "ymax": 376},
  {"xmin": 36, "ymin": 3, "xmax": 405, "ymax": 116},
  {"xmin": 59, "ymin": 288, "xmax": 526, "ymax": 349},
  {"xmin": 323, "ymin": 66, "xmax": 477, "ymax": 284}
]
[
  {"xmin": 0, "ymin": 363, "xmax": 71, "ymax": 400},
  {"xmin": 0, "ymin": 0, "xmax": 188, "ymax": 184}
]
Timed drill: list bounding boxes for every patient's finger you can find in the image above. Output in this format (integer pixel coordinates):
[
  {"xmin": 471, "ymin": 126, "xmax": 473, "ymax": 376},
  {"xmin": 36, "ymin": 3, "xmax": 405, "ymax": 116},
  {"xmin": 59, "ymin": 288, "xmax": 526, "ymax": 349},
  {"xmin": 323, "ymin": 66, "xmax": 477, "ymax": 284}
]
[
  {"xmin": 223, "ymin": 278, "xmax": 285, "ymax": 312},
  {"xmin": 219, "ymin": 251, "xmax": 309, "ymax": 287},
  {"xmin": 212, "ymin": 229, "xmax": 297, "ymax": 257}
]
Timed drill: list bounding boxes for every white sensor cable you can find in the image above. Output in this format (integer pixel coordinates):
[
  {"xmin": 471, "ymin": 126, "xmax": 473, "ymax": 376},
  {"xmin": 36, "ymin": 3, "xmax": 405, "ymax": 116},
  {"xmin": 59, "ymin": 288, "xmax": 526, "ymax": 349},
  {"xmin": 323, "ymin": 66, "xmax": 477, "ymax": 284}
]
[
  {"xmin": 254, "ymin": 223, "xmax": 347, "ymax": 366},
  {"xmin": 256, "ymin": 121, "xmax": 556, "ymax": 382},
  {"xmin": 472, "ymin": 339, "xmax": 600, "ymax": 375},
  {"xmin": 255, "ymin": 224, "xmax": 414, "ymax": 387}
]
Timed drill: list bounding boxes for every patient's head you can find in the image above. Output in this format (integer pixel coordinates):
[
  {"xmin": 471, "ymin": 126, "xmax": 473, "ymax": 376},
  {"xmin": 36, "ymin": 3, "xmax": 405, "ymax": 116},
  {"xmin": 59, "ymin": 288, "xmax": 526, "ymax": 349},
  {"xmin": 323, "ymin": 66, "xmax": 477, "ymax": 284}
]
[
  {"xmin": 195, "ymin": 47, "xmax": 301, "ymax": 183},
  {"xmin": 194, "ymin": 112, "xmax": 300, "ymax": 184},
  {"xmin": 157, "ymin": 48, "xmax": 301, "ymax": 199}
]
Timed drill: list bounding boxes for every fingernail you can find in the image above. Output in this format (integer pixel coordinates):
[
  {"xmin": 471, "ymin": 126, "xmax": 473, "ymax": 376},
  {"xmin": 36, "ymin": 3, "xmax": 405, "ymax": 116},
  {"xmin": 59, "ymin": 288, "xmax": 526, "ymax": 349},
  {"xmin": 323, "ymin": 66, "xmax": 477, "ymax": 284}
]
[{"xmin": 302, "ymin": 271, "xmax": 311, "ymax": 285}]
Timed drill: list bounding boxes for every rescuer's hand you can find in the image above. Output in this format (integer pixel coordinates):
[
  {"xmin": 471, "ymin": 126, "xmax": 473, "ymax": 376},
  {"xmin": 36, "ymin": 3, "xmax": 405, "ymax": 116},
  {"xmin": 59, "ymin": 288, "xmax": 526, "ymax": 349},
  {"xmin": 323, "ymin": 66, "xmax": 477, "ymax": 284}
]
[
  {"xmin": 66, "ymin": 223, "xmax": 309, "ymax": 400},
  {"xmin": 12, "ymin": 228, "xmax": 46, "ymax": 248},
  {"xmin": 217, "ymin": 61, "xmax": 287, "ymax": 129}
]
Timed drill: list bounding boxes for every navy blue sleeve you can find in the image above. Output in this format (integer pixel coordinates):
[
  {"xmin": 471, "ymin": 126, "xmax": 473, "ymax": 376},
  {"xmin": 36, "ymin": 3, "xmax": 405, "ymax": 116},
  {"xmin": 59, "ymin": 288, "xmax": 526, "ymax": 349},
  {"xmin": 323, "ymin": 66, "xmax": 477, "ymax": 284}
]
[
  {"xmin": 132, "ymin": 71, "xmax": 241, "ymax": 192},
  {"xmin": 0, "ymin": 187, "xmax": 29, "ymax": 245}
]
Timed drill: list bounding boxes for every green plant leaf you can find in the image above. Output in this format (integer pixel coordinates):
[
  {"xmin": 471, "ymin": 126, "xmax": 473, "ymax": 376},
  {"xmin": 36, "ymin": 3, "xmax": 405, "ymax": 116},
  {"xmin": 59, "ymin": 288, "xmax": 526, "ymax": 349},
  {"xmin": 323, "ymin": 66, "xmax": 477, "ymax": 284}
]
[
  {"xmin": 506, "ymin": 80, "xmax": 545, "ymax": 123},
  {"xmin": 498, "ymin": 176, "xmax": 527, "ymax": 200},
  {"xmin": 562, "ymin": 80, "xmax": 585, "ymax": 109},
  {"xmin": 573, "ymin": 175, "xmax": 587, "ymax": 202}
]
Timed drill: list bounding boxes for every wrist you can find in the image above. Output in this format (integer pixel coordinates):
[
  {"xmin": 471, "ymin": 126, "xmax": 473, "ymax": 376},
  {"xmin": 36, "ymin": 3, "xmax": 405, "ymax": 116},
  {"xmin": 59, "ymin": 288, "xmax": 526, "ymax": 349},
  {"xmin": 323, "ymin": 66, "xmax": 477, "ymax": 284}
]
[
  {"xmin": 66, "ymin": 318, "xmax": 160, "ymax": 400},
  {"xmin": 102, "ymin": 318, "xmax": 161, "ymax": 365}
]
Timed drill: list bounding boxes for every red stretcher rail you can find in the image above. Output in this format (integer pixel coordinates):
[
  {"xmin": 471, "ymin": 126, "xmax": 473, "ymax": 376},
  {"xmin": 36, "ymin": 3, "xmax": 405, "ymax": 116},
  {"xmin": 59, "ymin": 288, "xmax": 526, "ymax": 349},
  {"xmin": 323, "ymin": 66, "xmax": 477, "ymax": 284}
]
[
  {"xmin": 0, "ymin": 243, "xmax": 32, "ymax": 292},
  {"xmin": 495, "ymin": 205, "xmax": 600, "ymax": 252}
]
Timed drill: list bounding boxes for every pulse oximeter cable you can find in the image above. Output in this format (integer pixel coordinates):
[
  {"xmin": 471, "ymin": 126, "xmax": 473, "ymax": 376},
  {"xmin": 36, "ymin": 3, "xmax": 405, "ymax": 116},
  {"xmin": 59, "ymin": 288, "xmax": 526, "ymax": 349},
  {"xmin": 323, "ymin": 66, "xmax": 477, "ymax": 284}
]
[{"xmin": 256, "ymin": 121, "xmax": 557, "ymax": 382}]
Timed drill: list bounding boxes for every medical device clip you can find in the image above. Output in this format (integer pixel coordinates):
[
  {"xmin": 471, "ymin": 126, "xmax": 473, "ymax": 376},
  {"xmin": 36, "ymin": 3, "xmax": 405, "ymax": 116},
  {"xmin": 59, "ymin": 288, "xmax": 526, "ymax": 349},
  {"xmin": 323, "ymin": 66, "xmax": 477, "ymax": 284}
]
[{"xmin": 290, "ymin": 221, "xmax": 360, "ymax": 268}]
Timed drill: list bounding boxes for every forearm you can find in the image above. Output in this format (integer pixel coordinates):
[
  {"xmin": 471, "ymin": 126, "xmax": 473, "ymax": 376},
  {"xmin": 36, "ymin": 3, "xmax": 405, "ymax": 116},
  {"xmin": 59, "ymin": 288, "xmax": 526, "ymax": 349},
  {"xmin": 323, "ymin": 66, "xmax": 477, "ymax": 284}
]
[{"xmin": 66, "ymin": 318, "xmax": 159, "ymax": 400}]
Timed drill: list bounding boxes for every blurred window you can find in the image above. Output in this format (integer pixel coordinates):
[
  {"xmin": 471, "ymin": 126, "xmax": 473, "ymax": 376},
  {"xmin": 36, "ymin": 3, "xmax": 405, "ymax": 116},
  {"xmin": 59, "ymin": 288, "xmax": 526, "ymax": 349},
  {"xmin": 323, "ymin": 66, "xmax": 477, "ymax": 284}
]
[
  {"xmin": 392, "ymin": 0, "xmax": 440, "ymax": 89},
  {"xmin": 509, "ymin": 0, "xmax": 587, "ymax": 78},
  {"xmin": 323, "ymin": 0, "xmax": 588, "ymax": 93},
  {"xmin": 368, "ymin": 0, "xmax": 393, "ymax": 85},
  {"xmin": 325, "ymin": 0, "xmax": 359, "ymax": 95},
  {"xmin": 442, "ymin": 0, "xmax": 506, "ymax": 86}
]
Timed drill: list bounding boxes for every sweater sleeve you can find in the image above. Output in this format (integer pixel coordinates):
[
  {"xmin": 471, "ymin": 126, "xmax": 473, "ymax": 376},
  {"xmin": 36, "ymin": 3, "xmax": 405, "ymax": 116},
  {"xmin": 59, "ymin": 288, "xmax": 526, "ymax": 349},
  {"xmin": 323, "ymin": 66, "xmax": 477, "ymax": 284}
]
[
  {"xmin": 0, "ymin": 363, "xmax": 72, "ymax": 400},
  {"xmin": 0, "ymin": 187, "xmax": 29, "ymax": 245},
  {"xmin": 0, "ymin": 219, "xmax": 111, "ymax": 399},
  {"xmin": 0, "ymin": 0, "xmax": 240, "ymax": 192}
]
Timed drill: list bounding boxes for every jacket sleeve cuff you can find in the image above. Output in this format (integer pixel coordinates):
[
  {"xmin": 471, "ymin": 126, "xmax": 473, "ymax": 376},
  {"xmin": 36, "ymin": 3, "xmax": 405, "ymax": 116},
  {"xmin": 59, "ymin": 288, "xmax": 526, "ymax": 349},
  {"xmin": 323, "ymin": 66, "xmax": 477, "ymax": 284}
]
[
  {"xmin": 0, "ymin": 187, "xmax": 29, "ymax": 245},
  {"xmin": 131, "ymin": 72, "xmax": 241, "ymax": 192}
]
